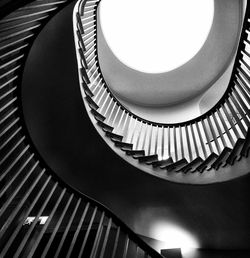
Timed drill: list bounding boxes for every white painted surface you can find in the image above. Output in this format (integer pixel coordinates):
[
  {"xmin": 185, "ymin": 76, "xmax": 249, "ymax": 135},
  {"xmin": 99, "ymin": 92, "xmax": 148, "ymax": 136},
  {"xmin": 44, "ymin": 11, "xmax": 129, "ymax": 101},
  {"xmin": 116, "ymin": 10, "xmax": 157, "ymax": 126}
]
[
  {"xmin": 97, "ymin": 0, "xmax": 243, "ymax": 109},
  {"xmin": 100, "ymin": 0, "xmax": 214, "ymax": 73}
]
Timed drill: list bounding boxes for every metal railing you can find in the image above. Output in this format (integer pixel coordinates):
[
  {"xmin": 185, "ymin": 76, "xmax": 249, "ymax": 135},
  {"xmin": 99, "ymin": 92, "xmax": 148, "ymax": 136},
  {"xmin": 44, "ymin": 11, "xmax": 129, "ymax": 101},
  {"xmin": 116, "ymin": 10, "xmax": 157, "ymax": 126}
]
[{"xmin": 74, "ymin": 0, "xmax": 250, "ymax": 175}]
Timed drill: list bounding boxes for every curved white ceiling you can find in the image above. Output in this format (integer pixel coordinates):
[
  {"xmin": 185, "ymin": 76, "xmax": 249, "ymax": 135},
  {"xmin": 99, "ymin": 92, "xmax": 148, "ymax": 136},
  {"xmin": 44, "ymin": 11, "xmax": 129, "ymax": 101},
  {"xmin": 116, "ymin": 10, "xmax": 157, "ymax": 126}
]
[
  {"xmin": 97, "ymin": 0, "xmax": 243, "ymax": 108},
  {"xmin": 100, "ymin": 0, "xmax": 214, "ymax": 73}
]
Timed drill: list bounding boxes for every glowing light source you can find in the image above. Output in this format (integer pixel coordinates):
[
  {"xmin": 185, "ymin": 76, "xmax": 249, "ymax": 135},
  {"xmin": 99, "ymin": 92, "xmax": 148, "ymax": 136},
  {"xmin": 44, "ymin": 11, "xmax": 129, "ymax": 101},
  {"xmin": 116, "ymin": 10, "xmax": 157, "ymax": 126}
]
[
  {"xmin": 23, "ymin": 216, "xmax": 49, "ymax": 225},
  {"xmin": 150, "ymin": 222, "xmax": 199, "ymax": 254},
  {"xmin": 100, "ymin": 0, "xmax": 214, "ymax": 73}
]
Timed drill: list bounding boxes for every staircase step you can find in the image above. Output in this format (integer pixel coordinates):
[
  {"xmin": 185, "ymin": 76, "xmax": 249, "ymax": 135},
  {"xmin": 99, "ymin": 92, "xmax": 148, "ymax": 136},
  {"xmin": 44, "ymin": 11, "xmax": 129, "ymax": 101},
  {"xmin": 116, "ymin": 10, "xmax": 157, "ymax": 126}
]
[
  {"xmin": 79, "ymin": 48, "xmax": 88, "ymax": 69},
  {"xmin": 165, "ymin": 158, "xmax": 188, "ymax": 172},
  {"xmin": 97, "ymin": 121, "xmax": 113, "ymax": 132},
  {"xmin": 85, "ymin": 95, "xmax": 99, "ymax": 110},
  {"xmin": 82, "ymin": 82, "xmax": 94, "ymax": 97},
  {"xmin": 240, "ymin": 129, "xmax": 250, "ymax": 157},
  {"xmin": 114, "ymin": 141, "xmax": 133, "ymax": 151},
  {"xmin": 90, "ymin": 109, "xmax": 105, "ymax": 121},
  {"xmin": 126, "ymin": 150, "xmax": 145, "ymax": 158},
  {"xmin": 196, "ymin": 153, "xmax": 218, "ymax": 173},
  {"xmin": 76, "ymin": 12, "xmax": 84, "ymax": 34},
  {"xmin": 80, "ymin": 67, "xmax": 90, "ymax": 84},
  {"xmin": 138, "ymin": 154, "xmax": 158, "ymax": 164},
  {"xmin": 76, "ymin": 30, "xmax": 86, "ymax": 51},
  {"xmin": 106, "ymin": 131, "xmax": 123, "ymax": 141},
  {"xmin": 177, "ymin": 157, "xmax": 204, "ymax": 173},
  {"xmin": 152, "ymin": 157, "xmax": 173, "ymax": 168},
  {"xmin": 226, "ymin": 138, "xmax": 245, "ymax": 165},
  {"xmin": 211, "ymin": 147, "xmax": 232, "ymax": 170}
]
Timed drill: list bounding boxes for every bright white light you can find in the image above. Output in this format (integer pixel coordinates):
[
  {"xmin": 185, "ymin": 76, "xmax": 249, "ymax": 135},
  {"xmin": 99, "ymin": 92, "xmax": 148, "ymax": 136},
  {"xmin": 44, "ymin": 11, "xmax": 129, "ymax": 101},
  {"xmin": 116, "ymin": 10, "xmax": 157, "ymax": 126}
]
[
  {"xmin": 150, "ymin": 222, "xmax": 199, "ymax": 252},
  {"xmin": 23, "ymin": 216, "xmax": 49, "ymax": 225},
  {"xmin": 100, "ymin": 0, "xmax": 214, "ymax": 73}
]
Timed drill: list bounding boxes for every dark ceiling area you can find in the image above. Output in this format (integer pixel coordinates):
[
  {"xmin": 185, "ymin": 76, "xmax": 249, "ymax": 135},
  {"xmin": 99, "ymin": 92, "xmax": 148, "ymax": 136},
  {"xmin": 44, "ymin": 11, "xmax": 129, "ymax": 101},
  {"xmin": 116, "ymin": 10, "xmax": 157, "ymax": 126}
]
[{"xmin": 21, "ymin": 2, "xmax": 250, "ymax": 251}]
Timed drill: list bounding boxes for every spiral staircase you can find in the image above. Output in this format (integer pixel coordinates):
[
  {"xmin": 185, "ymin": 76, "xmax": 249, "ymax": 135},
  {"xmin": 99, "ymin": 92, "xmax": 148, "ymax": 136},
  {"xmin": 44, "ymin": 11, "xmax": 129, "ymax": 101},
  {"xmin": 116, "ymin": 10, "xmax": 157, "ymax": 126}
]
[
  {"xmin": 74, "ymin": 0, "xmax": 250, "ymax": 183},
  {"xmin": 0, "ymin": 0, "xmax": 250, "ymax": 257}
]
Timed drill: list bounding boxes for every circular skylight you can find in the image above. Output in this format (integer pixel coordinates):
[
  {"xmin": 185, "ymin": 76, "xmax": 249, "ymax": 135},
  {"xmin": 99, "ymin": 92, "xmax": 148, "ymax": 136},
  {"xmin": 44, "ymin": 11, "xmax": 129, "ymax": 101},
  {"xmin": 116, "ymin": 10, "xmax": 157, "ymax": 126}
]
[{"xmin": 99, "ymin": 0, "xmax": 214, "ymax": 73}]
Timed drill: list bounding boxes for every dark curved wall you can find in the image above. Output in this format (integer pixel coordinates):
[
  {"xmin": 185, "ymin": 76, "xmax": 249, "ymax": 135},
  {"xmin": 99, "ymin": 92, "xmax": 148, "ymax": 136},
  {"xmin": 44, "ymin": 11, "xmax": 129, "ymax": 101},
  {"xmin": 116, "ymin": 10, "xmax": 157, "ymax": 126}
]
[{"xmin": 21, "ymin": 2, "xmax": 250, "ymax": 250}]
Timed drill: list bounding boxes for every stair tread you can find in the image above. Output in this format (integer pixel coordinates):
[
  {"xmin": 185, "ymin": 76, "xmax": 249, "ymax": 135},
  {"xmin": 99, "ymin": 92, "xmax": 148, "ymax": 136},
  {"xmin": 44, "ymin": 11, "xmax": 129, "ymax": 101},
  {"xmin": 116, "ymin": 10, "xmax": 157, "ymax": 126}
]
[
  {"xmin": 226, "ymin": 138, "xmax": 245, "ymax": 165},
  {"xmin": 85, "ymin": 95, "xmax": 99, "ymax": 110},
  {"xmin": 82, "ymin": 82, "xmax": 94, "ymax": 97},
  {"xmin": 114, "ymin": 141, "xmax": 133, "ymax": 150},
  {"xmin": 177, "ymin": 157, "xmax": 204, "ymax": 173},
  {"xmin": 196, "ymin": 153, "xmax": 218, "ymax": 173},
  {"xmin": 80, "ymin": 67, "xmax": 90, "ymax": 84},
  {"xmin": 126, "ymin": 150, "xmax": 145, "ymax": 158},
  {"xmin": 106, "ymin": 131, "xmax": 123, "ymax": 141},
  {"xmin": 90, "ymin": 109, "xmax": 105, "ymax": 121},
  {"xmin": 165, "ymin": 158, "xmax": 188, "ymax": 172},
  {"xmin": 211, "ymin": 147, "xmax": 232, "ymax": 170},
  {"xmin": 97, "ymin": 120, "xmax": 113, "ymax": 132},
  {"xmin": 138, "ymin": 154, "xmax": 158, "ymax": 164},
  {"xmin": 152, "ymin": 157, "xmax": 173, "ymax": 168},
  {"xmin": 240, "ymin": 129, "xmax": 250, "ymax": 157}
]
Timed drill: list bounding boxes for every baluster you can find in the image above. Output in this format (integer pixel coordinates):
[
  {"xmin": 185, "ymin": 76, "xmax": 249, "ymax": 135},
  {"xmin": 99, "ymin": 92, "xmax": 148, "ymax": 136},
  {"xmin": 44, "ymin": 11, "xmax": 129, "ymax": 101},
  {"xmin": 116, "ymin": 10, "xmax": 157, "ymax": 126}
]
[
  {"xmin": 233, "ymin": 83, "xmax": 250, "ymax": 117},
  {"xmin": 123, "ymin": 115, "xmax": 133, "ymax": 143},
  {"xmin": 120, "ymin": 112, "xmax": 129, "ymax": 135},
  {"xmin": 27, "ymin": 188, "xmax": 67, "ymax": 258},
  {"xmin": 185, "ymin": 125, "xmax": 193, "ymax": 161},
  {"xmin": 92, "ymin": 79, "xmax": 103, "ymax": 97},
  {"xmin": 111, "ymin": 226, "xmax": 120, "ymax": 258},
  {"xmin": 134, "ymin": 120, "xmax": 143, "ymax": 149},
  {"xmin": 222, "ymin": 102, "xmax": 241, "ymax": 139},
  {"xmin": 207, "ymin": 115, "xmax": 221, "ymax": 154},
  {"xmin": 161, "ymin": 126, "xmax": 165, "ymax": 159},
  {"xmin": 123, "ymin": 235, "xmax": 129, "ymax": 258},
  {"xmin": 217, "ymin": 107, "xmax": 235, "ymax": 146},
  {"xmin": 111, "ymin": 105, "xmax": 120, "ymax": 127},
  {"xmin": 147, "ymin": 124, "xmax": 153, "ymax": 155},
  {"xmin": 191, "ymin": 123, "xmax": 199, "ymax": 159},
  {"xmin": 98, "ymin": 91, "xmax": 110, "ymax": 114},
  {"xmin": 54, "ymin": 198, "xmax": 82, "ymax": 258},
  {"xmin": 14, "ymin": 182, "xmax": 58, "ymax": 258},
  {"xmin": 99, "ymin": 218, "xmax": 112, "ymax": 258},
  {"xmin": 167, "ymin": 126, "xmax": 171, "ymax": 159},
  {"xmin": 90, "ymin": 211, "xmax": 105, "ymax": 258},
  {"xmin": 115, "ymin": 109, "xmax": 126, "ymax": 134},
  {"xmin": 154, "ymin": 126, "xmax": 159, "ymax": 156},
  {"xmin": 0, "ymin": 151, "xmax": 33, "ymax": 198},
  {"xmin": 235, "ymin": 78, "xmax": 250, "ymax": 106},
  {"xmin": 212, "ymin": 112, "xmax": 227, "ymax": 148},
  {"xmin": 95, "ymin": 83, "xmax": 106, "ymax": 106},
  {"xmin": 0, "ymin": 159, "xmax": 38, "ymax": 218},
  {"xmin": 0, "ymin": 170, "xmax": 48, "ymax": 258},
  {"xmin": 103, "ymin": 96, "xmax": 113, "ymax": 118},
  {"xmin": 180, "ymin": 125, "xmax": 185, "ymax": 159},
  {"xmin": 41, "ymin": 193, "xmax": 75, "ymax": 258},
  {"xmin": 230, "ymin": 91, "xmax": 250, "ymax": 126},
  {"xmin": 226, "ymin": 98, "xmax": 246, "ymax": 136},
  {"xmin": 173, "ymin": 126, "xmax": 178, "ymax": 161},
  {"xmin": 201, "ymin": 119, "xmax": 213, "ymax": 155},
  {"xmin": 105, "ymin": 100, "xmax": 116, "ymax": 123},
  {"xmin": 66, "ymin": 202, "xmax": 90, "ymax": 258},
  {"xmin": 78, "ymin": 207, "xmax": 98, "ymax": 258},
  {"xmin": 0, "ymin": 107, "xmax": 18, "ymax": 126}
]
